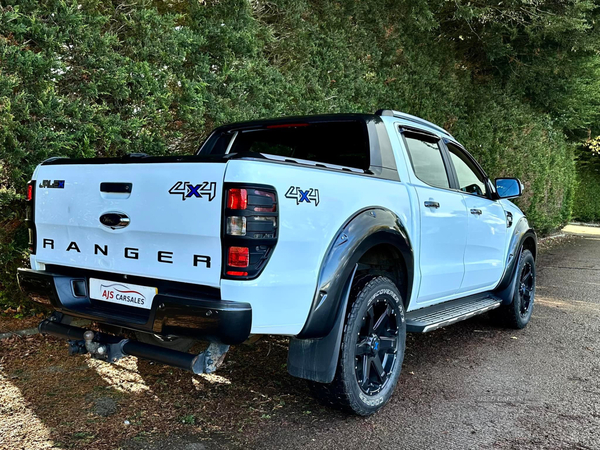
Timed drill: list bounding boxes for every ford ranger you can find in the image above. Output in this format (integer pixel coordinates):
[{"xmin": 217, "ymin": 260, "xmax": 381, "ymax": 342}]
[{"xmin": 18, "ymin": 109, "xmax": 537, "ymax": 415}]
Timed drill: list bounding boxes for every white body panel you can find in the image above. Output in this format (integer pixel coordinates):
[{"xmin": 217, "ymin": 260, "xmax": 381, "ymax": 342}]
[
  {"xmin": 29, "ymin": 114, "xmax": 527, "ymax": 336},
  {"xmin": 32, "ymin": 163, "xmax": 224, "ymax": 287},
  {"xmin": 460, "ymin": 194, "xmax": 507, "ymax": 291},
  {"xmin": 412, "ymin": 184, "xmax": 468, "ymax": 304},
  {"xmin": 221, "ymin": 159, "xmax": 413, "ymax": 334}
]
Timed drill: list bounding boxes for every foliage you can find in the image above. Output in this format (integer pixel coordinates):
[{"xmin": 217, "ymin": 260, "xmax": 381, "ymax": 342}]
[
  {"xmin": 573, "ymin": 165, "xmax": 600, "ymax": 222},
  {"xmin": 585, "ymin": 136, "xmax": 600, "ymax": 157},
  {"xmin": 1, "ymin": 0, "xmax": 596, "ymax": 310},
  {"xmin": 436, "ymin": 0, "xmax": 600, "ymax": 137}
]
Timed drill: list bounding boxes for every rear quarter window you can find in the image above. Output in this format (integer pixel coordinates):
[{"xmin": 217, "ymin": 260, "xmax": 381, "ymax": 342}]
[{"xmin": 201, "ymin": 121, "xmax": 370, "ymax": 170}]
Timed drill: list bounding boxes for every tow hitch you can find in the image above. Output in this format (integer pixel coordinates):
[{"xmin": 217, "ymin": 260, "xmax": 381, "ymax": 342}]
[{"xmin": 38, "ymin": 315, "xmax": 229, "ymax": 374}]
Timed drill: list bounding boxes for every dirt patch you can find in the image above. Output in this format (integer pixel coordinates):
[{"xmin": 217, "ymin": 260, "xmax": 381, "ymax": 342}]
[
  {"xmin": 0, "ymin": 333, "xmax": 323, "ymax": 449},
  {"xmin": 90, "ymin": 396, "xmax": 119, "ymax": 417},
  {"xmin": 0, "ymin": 314, "xmax": 44, "ymax": 334}
]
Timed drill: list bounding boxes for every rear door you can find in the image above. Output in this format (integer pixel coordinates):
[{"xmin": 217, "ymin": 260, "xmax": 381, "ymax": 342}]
[
  {"xmin": 33, "ymin": 161, "xmax": 226, "ymax": 287},
  {"xmin": 401, "ymin": 130, "xmax": 469, "ymax": 305},
  {"xmin": 444, "ymin": 141, "xmax": 507, "ymax": 291}
]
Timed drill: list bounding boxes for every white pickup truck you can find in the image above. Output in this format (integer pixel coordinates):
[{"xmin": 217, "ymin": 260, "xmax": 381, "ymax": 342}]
[{"xmin": 18, "ymin": 110, "xmax": 537, "ymax": 415}]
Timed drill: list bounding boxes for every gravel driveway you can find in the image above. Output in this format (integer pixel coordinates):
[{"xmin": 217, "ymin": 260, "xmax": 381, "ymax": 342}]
[
  {"xmin": 254, "ymin": 231, "xmax": 600, "ymax": 450},
  {"xmin": 1, "ymin": 231, "xmax": 599, "ymax": 449}
]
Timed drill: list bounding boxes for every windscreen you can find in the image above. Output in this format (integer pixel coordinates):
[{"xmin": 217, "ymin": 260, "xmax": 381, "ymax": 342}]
[{"xmin": 201, "ymin": 121, "xmax": 370, "ymax": 170}]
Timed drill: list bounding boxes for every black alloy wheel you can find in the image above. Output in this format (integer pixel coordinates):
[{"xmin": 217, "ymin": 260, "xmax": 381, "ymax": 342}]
[
  {"xmin": 355, "ymin": 297, "xmax": 400, "ymax": 395},
  {"xmin": 309, "ymin": 276, "xmax": 406, "ymax": 416},
  {"xmin": 493, "ymin": 248, "xmax": 536, "ymax": 329},
  {"xmin": 518, "ymin": 261, "xmax": 534, "ymax": 317}
]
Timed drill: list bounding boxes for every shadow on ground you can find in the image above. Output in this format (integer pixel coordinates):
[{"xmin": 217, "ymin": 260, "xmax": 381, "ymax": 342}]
[
  {"xmin": 0, "ymin": 310, "xmax": 509, "ymax": 449},
  {"xmin": 2, "ymin": 234, "xmax": 600, "ymax": 449}
]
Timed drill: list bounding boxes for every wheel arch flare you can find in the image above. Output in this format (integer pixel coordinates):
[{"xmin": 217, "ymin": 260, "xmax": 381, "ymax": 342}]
[{"xmin": 287, "ymin": 207, "xmax": 413, "ymax": 383}]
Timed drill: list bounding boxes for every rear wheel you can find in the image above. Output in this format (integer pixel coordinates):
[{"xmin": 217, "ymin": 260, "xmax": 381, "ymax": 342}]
[
  {"xmin": 309, "ymin": 276, "xmax": 406, "ymax": 416},
  {"xmin": 493, "ymin": 249, "xmax": 536, "ymax": 329}
]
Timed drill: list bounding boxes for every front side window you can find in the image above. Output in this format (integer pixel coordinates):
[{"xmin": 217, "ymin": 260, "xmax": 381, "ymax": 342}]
[
  {"xmin": 404, "ymin": 134, "xmax": 450, "ymax": 189},
  {"xmin": 446, "ymin": 143, "xmax": 488, "ymax": 197}
]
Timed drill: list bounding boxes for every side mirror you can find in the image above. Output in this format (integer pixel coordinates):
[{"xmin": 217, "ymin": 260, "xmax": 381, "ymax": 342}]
[{"xmin": 495, "ymin": 178, "xmax": 522, "ymax": 199}]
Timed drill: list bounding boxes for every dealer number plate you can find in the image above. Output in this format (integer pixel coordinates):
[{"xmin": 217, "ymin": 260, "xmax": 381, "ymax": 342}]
[{"xmin": 89, "ymin": 278, "xmax": 157, "ymax": 310}]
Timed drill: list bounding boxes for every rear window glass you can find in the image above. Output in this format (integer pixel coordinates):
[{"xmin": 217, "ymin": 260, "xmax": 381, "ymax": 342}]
[{"xmin": 200, "ymin": 122, "xmax": 370, "ymax": 170}]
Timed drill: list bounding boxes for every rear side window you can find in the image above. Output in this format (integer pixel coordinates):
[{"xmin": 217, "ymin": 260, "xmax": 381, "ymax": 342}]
[
  {"xmin": 202, "ymin": 122, "xmax": 370, "ymax": 170},
  {"xmin": 403, "ymin": 134, "xmax": 450, "ymax": 189}
]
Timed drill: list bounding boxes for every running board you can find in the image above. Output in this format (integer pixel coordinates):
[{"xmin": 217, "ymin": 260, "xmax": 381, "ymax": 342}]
[{"xmin": 405, "ymin": 294, "xmax": 502, "ymax": 333}]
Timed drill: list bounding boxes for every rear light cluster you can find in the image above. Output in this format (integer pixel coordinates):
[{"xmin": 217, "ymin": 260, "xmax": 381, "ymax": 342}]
[
  {"xmin": 223, "ymin": 184, "xmax": 278, "ymax": 279},
  {"xmin": 25, "ymin": 180, "xmax": 36, "ymax": 254}
]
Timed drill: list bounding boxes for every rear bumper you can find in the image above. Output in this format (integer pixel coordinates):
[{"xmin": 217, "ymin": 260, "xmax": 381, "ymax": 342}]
[{"xmin": 17, "ymin": 268, "xmax": 252, "ymax": 345}]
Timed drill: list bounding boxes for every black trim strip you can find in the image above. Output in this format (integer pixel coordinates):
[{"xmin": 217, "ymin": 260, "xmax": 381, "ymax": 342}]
[
  {"xmin": 41, "ymin": 154, "xmax": 229, "ymax": 165},
  {"xmin": 26, "ymin": 180, "xmax": 37, "ymax": 254}
]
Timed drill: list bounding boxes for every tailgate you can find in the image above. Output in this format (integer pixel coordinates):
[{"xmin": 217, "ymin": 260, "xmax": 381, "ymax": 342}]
[{"xmin": 33, "ymin": 162, "xmax": 225, "ymax": 287}]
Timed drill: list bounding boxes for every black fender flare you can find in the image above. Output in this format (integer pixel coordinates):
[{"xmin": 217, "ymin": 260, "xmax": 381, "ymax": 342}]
[
  {"xmin": 297, "ymin": 207, "xmax": 413, "ymax": 339},
  {"xmin": 287, "ymin": 208, "xmax": 413, "ymax": 383},
  {"xmin": 494, "ymin": 217, "xmax": 537, "ymax": 304}
]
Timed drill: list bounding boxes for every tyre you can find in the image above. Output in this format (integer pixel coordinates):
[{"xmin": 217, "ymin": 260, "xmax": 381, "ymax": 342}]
[
  {"xmin": 493, "ymin": 249, "xmax": 536, "ymax": 329},
  {"xmin": 309, "ymin": 276, "xmax": 406, "ymax": 416},
  {"xmin": 135, "ymin": 332, "xmax": 196, "ymax": 352}
]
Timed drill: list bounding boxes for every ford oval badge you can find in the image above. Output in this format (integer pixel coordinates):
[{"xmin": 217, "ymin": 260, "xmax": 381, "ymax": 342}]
[{"xmin": 99, "ymin": 212, "xmax": 130, "ymax": 229}]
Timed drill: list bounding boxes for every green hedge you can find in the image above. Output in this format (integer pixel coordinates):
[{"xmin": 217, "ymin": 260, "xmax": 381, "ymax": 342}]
[
  {"xmin": 0, "ymin": 0, "xmax": 578, "ymax": 310},
  {"xmin": 573, "ymin": 165, "xmax": 600, "ymax": 222}
]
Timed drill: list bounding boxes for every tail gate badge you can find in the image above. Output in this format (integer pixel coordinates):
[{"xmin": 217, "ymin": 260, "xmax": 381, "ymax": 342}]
[{"xmin": 99, "ymin": 212, "xmax": 130, "ymax": 230}]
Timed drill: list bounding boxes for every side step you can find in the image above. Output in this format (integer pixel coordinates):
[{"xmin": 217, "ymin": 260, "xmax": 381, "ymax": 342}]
[{"xmin": 405, "ymin": 294, "xmax": 502, "ymax": 333}]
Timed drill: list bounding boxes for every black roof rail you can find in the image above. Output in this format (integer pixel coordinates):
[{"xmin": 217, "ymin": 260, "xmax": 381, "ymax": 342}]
[{"xmin": 375, "ymin": 109, "xmax": 453, "ymax": 138}]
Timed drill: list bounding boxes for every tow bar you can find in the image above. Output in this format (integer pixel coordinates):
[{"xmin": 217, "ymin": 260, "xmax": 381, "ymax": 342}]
[{"xmin": 38, "ymin": 315, "xmax": 229, "ymax": 374}]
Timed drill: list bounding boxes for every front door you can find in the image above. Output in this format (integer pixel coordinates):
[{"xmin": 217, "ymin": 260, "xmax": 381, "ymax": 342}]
[
  {"xmin": 445, "ymin": 142, "xmax": 507, "ymax": 292},
  {"xmin": 402, "ymin": 132, "xmax": 469, "ymax": 305}
]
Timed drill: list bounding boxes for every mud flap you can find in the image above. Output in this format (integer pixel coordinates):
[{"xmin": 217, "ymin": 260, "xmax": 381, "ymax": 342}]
[{"xmin": 286, "ymin": 265, "xmax": 357, "ymax": 383}]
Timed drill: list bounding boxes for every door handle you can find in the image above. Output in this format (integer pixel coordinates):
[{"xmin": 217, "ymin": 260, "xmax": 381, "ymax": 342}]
[
  {"xmin": 424, "ymin": 201, "xmax": 440, "ymax": 208},
  {"xmin": 470, "ymin": 208, "xmax": 482, "ymax": 215},
  {"xmin": 100, "ymin": 182, "xmax": 132, "ymax": 193}
]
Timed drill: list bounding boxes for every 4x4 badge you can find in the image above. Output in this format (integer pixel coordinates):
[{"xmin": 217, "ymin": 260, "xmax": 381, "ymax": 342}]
[
  {"xmin": 169, "ymin": 181, "xmax": 216, "ymax": 201},
  {"xmin": 39, "ymin": 180, "xmax": 65, "ymax": 189},
  {"xmin": 285, "ymin": 186, "xmax": 319, "ymax": 206}
]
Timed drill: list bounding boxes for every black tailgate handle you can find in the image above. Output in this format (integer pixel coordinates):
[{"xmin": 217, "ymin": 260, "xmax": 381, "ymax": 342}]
[{"xmin": 100, "ymin": 182, "xmax": 132, "ymax": 193}]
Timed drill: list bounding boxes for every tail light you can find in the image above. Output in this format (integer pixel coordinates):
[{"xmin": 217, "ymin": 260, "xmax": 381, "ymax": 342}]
[
  {"xmin": 228, "ymin": 247, "xmax": 249, "ymax": 267},
  {"xmin": 25, "ymin": 180, "xmax": 36, "ymax": 254},
  {"xmin": 222, "ymin": 184, "xmax": 278, "ymax": 279},
  {"xmin": 227, "ymin": 188, "xmax": 248, "ymax": 210}
]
